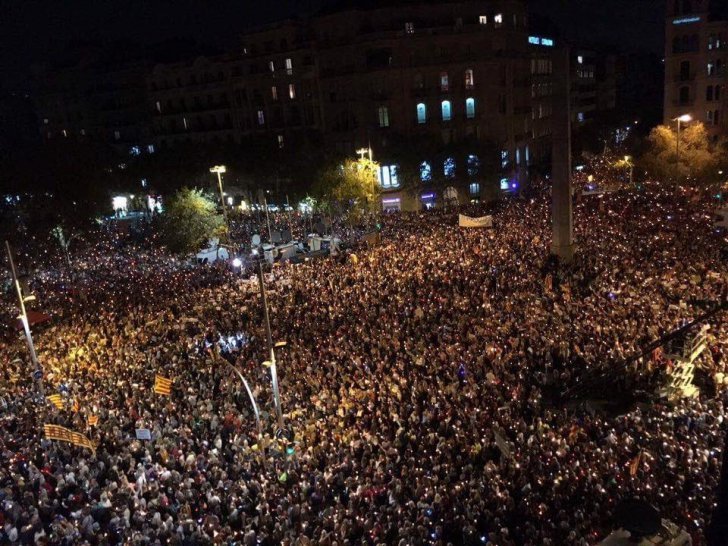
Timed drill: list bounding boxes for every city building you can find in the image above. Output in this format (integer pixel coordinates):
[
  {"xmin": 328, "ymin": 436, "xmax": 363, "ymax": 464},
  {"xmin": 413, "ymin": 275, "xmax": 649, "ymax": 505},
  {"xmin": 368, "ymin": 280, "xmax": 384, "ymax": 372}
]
[
  {"xmin": 664, "ymin": 0, "xmax": 728, "ymax": 140},
  {"xmin": 29, "ymin": 0, "xmax": 619, "ymax": 211}
]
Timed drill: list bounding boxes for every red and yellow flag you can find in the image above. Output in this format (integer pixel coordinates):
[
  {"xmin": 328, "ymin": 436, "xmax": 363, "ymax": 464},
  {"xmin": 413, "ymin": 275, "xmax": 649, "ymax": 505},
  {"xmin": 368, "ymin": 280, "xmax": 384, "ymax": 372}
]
[
  {"xmin": 153, "ymin": 374, "xmax": 173, "ymax": 396},
  {"xmin": 43, "ymin": 424, "xmax": 96, "ymax": 453},
  {"xmin": 87, "ymin": 415, "xmax": 99, "ymax": 427},
  {"xmin": 47, "ymin": 394, "xmax": 63, "ymax": 410}
]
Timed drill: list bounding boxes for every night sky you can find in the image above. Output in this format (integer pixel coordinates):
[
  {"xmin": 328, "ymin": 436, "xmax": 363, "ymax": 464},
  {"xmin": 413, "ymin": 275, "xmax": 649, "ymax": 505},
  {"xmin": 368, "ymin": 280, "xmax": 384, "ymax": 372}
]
[{"xmin": 0, "ymin": 0, "xmax": 665, "ymax": 90}]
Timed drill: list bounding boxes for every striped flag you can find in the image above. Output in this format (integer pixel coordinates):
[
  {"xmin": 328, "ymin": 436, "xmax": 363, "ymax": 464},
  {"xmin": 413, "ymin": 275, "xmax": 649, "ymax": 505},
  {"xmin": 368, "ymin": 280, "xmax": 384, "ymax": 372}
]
[
  {"xmin": 72, "ymin": 399, "xmax": 80, "ymax": 413},
  {"xmin": 43, "ymin": 424, "xmax": 96, "ymax": 454},
  {"xmin": 48, "ymin": 394, "xmax": 63, "ymax": 410},
  {"xmin": 153, "ymin": 374, "xmax": 173, "ymax": 396},
  {"xmin": 87, "ymin": 415, "xmax": 99, "ymax": 427}
]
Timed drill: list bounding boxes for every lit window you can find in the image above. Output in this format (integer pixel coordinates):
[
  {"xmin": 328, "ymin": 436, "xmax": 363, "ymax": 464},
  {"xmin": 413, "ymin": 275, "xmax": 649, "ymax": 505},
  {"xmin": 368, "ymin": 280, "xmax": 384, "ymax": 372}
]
[
  {"xmin": 278, "ymin": 134, "xmax": 284, "ymax": 148},
  {"xmin": 405, "ymin": 22, "xmax": 414, "ymax": 34},
  {"xmin": 43, "ymin": 118, "xmax": 49, "ymax": 124},
  {"xmin": 440, "ymin": 72, "xmax": 449, "ymax": 91},
  {"xmin": 378, "ymin": 106, "xmax": 390, "ymax": 127},
  {"xmin": 577, "ymin": 112, "xmax": 585, "ymax": 122},
  {"xmin": 62, "ymin": 129, "xmax": 68, "ymax": 137},
  {"xmin": 464, "ymin": 69, "xmax": 474, "ymax": 89},
  {"xmin": 285, "ymin": 58, "xmax": 293, "ymax": 75},
  {"xmin": 257, "ymin": 110, "xmax": 265, "ymax": 125},
  {"xmin": 469, "ymin": 183, "xmax": 480, "ymax": 195},
  {"xmin": 390, "ymin": 165, "xmax": 399, "ymax": 186},
  {"xmin": 494, "ymin": 13, "xmax": 503, "ymax": 27},
  {"xmin": 379, "ymin": 165, "xmax": 400, "ymax": 188},
  {"xmin": 541, "ymin": 38, "xmax": 554, "ymax": 47},
  {"xmin": 465, "ymin": 97, "xmax": 475, "ymax": 119},
  {"xmin": 80, "ymin": 129, "xmax": 86, "ymax": 136},
  {"xmin": 183, "ymin": 117, "xmax": 188, "ymax": 130},
  {"xmin": 289, "ymin": 83, "xmax": 296, "ymax": 99},
  {"xmin": 525, "ymin": 145, "xmax": 530, "ymax": 164},
  {"xmin": 444, "ymin": 157, "xmax": 455, "ymax": 178},
  {"xmin": 420, "ymin": 161, "xmax": 432, "ymax": 181},
  {"xmin": 155, "ymin": 101, "xmax": 161, "ymax": 113},
  {"xmin": 500, "ymin": 178, "xmax": 509, "ymax": 190},
  {"xmin": 467, "ymin": 154, "xmax": 480, "ymax": 177},
  {"xmin": 114, "ymin": 130, "xmax": 121, "ymax": 140},
  {"xmin": 441, "ymin": 100, "xmax": 452, "ymax": 121},
  {"xmin": 577, "ymin": 55, "xmax": 584, "ymax": 64},
  {"xmin": 416, "ymin": 103, "xmax": 427, "ymax": 124},
  {"xmin": 708, "ymin": 61, "xmax": 715, "ymax": 76},
  {"xmin": 479, "ymin": 15, "xmax": 487, "ymax": 25},
  {"xmin": 272, "ymin": 86, "xmax": 278, "ymax": 100},
  {"xmin": 130, "ymin": 146, "xmax": 141, "ymax": 156},
  {"xmin": 269, "ymin": 60, "xmax": 275, "ymax": 72},
  {"xmin": 141, "ymin": 178, "xmax": 147, "ymax": 188},
  {"xmin": 501, "ymin": 150, "xmax": 509, "ymax": 169}
]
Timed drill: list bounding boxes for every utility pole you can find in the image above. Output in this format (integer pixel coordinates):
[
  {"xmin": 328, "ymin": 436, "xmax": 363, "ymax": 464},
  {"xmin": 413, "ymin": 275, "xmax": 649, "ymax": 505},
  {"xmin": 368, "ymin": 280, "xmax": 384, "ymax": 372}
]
[
  {"xmin": 255, "ymin": 253, "xmax": 284, "ymax": 428},
  {"xmin": 5, "ymin": 241, "xmax": 44, "ymax": 397},
  {"xmin": 263, "ymin": 197, "xmax": 273, "ymax": 243}
]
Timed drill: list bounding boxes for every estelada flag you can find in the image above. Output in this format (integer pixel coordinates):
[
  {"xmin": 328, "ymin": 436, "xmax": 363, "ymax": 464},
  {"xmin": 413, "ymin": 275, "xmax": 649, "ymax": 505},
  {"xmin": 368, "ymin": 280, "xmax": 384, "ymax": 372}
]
[
  {"xmin": 154, "ymin": 374, "xmax": 172, "ymax": 396},
  {"xmin": 87, "ymin": 415, "xmax": 99, "ymax": 427},
  {"xmin": 48, "ymin": 394, "xmax": 63, "ymax": 410},
  {"xmin": 629, "ymin": 451, "xmax": 642, "ymax": 477}
]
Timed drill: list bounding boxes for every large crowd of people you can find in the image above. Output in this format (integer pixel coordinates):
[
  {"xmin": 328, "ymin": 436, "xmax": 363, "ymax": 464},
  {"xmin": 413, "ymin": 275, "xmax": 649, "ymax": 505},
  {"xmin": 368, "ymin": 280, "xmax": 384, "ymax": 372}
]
[{"xmin": 0, "ymin": 183, "xmax": 726, "ymax": 545}]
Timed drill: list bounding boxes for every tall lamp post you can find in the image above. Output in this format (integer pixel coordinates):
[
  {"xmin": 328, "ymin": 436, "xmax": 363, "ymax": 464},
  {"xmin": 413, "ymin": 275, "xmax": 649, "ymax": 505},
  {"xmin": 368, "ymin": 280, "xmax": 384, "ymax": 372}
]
[
  {"xmin": 5, "ymin": 241, "xmax": 44, "ymax": 397},
  {"xmin": 624, "ymin": 155, "xmax": 634, "ymax": 188},
  {"xmin": 674, "ymin": 114, "xmax": 692, "ymax": 185},
  {"xmin": 210, "ymin": 165, "xmax": 229, "ymax": 227},
  {"xmin": 253, "ymin": 249, "xmax": 284, "ymax": 428}
]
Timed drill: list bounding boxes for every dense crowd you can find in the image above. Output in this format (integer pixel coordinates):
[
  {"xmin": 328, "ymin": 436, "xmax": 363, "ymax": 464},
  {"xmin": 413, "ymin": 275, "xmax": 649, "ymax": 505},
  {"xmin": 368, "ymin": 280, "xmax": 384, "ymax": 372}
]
[{"xmin": 0, "ymin": 184, "xmax": 726, "ymax": 545}]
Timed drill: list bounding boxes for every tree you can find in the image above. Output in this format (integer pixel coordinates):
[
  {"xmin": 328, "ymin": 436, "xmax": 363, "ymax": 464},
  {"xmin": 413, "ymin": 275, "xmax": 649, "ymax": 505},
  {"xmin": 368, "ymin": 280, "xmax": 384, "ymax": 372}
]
[
  {"xmin": 640, "ymin": 122, "xmax": 727, "ymax": 185},
  {"xmin": 160, "ymin": 188, "xmax": 226, "ymax": 254},
  {"xmin": 50, "ymin": 225, "xmax": 78, "ymax": 269},
  {"xmin": 311, "ymin": 158, "xmax": 379, "ymax": 215}
]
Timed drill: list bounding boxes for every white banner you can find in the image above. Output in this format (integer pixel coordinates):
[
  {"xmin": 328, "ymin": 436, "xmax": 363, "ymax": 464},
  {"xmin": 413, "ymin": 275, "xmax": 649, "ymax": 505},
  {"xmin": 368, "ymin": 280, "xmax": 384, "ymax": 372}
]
[{"xmin": 459, "ymin": 214, "xmax": 493, "ymax": 228}]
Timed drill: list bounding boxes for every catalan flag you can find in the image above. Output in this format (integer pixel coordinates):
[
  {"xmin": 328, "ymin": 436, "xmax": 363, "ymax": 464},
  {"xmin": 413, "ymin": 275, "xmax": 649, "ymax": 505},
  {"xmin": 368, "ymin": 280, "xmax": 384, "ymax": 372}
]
[
  {"xmin": 87, "ymin": 415, "xmax": 99, "ymax": 427},
  {"xmin": 153, "ymin": 374, "xmax": 173, "ymax": 396},
  {"xmin": 48, "ymin": 394, "xmax": 63, "ymax": 410},
  {"xmin": 43, "ymin": 424, "xmax": 96, "ymax": 454},
  {"xmin": 72, "ymin": 399, "xmax": 80, "ymax": 413}
]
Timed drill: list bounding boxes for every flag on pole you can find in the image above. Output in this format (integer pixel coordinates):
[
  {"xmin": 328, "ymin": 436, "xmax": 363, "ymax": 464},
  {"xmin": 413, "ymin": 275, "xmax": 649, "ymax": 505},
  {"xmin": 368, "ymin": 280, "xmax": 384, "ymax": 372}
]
[
  {"xmin": 48, "ymin": 394, "xmax": 63, "ymax": 410},
  {"xmin": 629, "ymin": 451, "xmax": 642, "ymax": 477},
  {"xmin": 153, "ymin": 374, "xmax": 173, "ymax": 396},
  {"xmin": 43, "ymin": 424, "xmax": 96, "ymax": 454},
  {"xmin": 87, "ymin": 415, "xmax": 99, "ymax": 427}
]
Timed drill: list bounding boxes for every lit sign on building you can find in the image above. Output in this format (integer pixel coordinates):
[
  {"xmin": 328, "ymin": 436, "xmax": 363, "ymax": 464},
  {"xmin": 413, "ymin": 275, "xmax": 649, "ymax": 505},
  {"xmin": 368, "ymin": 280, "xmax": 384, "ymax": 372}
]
[
  {"xmin": 673, "ymin": 16, "xmax": 701, "ymax": 25},
  {"xmin": 529, "ymin": 36, "xmax": 555, "ymax": 47}
]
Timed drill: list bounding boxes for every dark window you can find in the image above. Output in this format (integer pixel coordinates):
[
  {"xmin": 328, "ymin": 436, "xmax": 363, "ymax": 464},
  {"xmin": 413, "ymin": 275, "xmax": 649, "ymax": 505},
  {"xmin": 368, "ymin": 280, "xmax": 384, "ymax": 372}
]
[
  {"xmin": 679, "ymin": 86, "xmax": 690, "ymax": 104},
  {"xmin": 680, "ymin": 60, "xmax": 691, "ymax": 81},
  {"xmin": 707, "ymin": 85, "xmax": 714, "ymax": 101}
]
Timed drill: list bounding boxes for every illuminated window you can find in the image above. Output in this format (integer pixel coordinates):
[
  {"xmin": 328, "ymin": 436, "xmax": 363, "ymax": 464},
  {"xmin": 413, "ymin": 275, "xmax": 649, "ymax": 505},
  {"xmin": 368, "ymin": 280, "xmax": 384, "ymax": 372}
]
[
  {"xmin": 577, "ymin": 55, "xmax": 584, "ymax": 64},
  {"xmin": 155, "ymin": 101, "xmax": 161, "ymax": 113},
  {"xmin": 114, "ymin": 130, "xmax": 121, "ymax": 140},
  {"xmin": 141, "ymin": 178, "xmax": 147, "ymax": 188},
  {"xmin": 378, "ymin": 106, "xmax": 390, "ymax": 127},
  {"xmin": 577, "ymin": 112, "xmax": 585, "ymax": 122},
  {"xmin": 501, "ymin": 150, "xmax": 509, "ymax": 169},
  {"xmin": 285, "ymin": 58, "xmax": 293, "ymax": 75},
  {"xmin": 405, "ymin": 22, "xmax": 415, "ymax": 34},
  {"xmin": 278, "ymin": 134, "xmax": 284, "ymax": 148},
  {"xmin": 440, "ymin": 72, "xmax": 449, "ymax": 91},
  {"xmin": 479, "ymin": 15, "xmax": 487, "ymax": 25},
  {"xmin": 469, "ymin": 183, "xmax": 480, "ymax": 195},
  {"xmin": 420, "ymin": 161, "xmax": 432, "ymax": 181},
  {"xmin": 708, "ymin": 61, "xmax": 715, "ymax": 76},
  {"xmin": 494, "ymin": 13, "xmax": 503, "ymax": 27},
  {"xmin": 441, "ymin": 100, "xmax": 452, "ymax": 121},
  {"xmin": 43, "ymin": 118, "xmax": 49, "ymax": 124},
  {"xmin": 525, "ymin": 145, "xmax": 530, "ymax": 164},
  {"xmin": 272, "ymin": 86, "xmax": 278, "ymax": 100},
  {"xmin": 257, "ymin": 110, "xmax": 265, "ymax": 125},
  {"xmin": 289, "ymin": 83, "xmax": 296, "ymax": 99},
  {"xmin": 416, "ymin": 103, "xmax": 427, "ymax": 124},
  {"xmin": 467, "ymin": 154, "xmax": 480, "ymax": 176},
  {"xmin": 147, "ymin": 144, "xmax": 155, "ymax": 154},
  {"xmin": 444, "ymin": 157, "xmax": 455, "ymax": 178},
  {"xmin": 465, "ymin": 69, "xmax": 474, "ymax": 89},
  {"xmin": 379, "ymin": 165, "xmax": 400, "ymax": 188},
  {"xmin": 183, "ymin": 117, "xmax": 188, "ymax": 130},
  {"xmin": 465, "ymin": 97, "xmax": 475, "ymax": 119},
  {"xmin": 130, "ymin": 146, "xmax": 141, "ymax": 156},
  {"xmin": 500, "ymin": 178, "xmax": 509, "ymax": 190},
  {"xmin": 80, "ymin": 129, "xmax": 86, "ymax": 136},
  {"xmin": 269, "ymin": 60, "xmax": 275, "ymax": 72}
]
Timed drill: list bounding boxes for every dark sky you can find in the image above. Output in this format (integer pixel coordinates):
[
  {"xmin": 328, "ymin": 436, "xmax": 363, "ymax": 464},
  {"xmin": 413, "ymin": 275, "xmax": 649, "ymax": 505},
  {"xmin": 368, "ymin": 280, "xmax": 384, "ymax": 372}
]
[{"xmin": 0, "ymin": 0, "xmax": 664, "ymax": 90}]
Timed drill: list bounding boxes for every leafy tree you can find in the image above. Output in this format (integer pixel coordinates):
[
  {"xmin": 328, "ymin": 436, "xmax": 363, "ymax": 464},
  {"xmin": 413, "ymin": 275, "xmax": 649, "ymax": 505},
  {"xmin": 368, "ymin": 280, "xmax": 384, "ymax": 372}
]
[
  {"xmin": 641, "ymin": 122, "xmax": 727, "ymax": 185},
  {"xmin": 311, "ymin": 158, "xmax": 379, "ymax": 215},
  {"xmin": 160, "ymin": 188, "xmax": 226, "ymax": 254}
]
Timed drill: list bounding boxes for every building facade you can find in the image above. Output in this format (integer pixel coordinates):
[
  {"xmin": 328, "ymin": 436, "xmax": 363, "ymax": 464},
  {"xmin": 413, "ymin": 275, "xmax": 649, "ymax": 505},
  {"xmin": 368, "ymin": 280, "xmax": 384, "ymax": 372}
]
[
  {"xmin": 664, "ymin": 0, "xmax": 728, "ymax": 139},
  {"xmin": 31, "ymin": 0, "xmax": 619, "ymax": 211}
]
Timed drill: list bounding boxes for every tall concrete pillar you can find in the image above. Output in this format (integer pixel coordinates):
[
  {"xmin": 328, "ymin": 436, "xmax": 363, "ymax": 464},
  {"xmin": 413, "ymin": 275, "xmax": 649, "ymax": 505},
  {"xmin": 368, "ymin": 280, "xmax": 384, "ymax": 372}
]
[{"xmin": 550, "ymin": 46, "xmax": 575, "ymax": 262}]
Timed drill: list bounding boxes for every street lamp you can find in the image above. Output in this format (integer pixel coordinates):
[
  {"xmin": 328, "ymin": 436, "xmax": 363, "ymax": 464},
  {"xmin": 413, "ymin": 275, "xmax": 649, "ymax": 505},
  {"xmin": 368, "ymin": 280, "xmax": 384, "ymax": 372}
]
[
  {"xmin": 254, "ymin": 253, "xmax": 284, "ymax": 428},
  {"xmin": 210, "ymin": 165, "xmax": 229, "ymax": 226},
  {"xmin": 673, "ymin": 115, "xmax": 692, "ymax": 185},
  {"xmin": 624, "ymin": 155, "xmax": 634, "ymax": 188}
]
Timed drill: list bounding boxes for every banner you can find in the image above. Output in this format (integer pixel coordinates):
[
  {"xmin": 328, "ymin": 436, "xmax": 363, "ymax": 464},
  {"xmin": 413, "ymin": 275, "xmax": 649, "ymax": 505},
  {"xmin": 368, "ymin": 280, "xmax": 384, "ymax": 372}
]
[
  {"xmin": 153, "ymin": 374, "xmax": 172, "ymax": 396},
  {"xmin": 459, "ymin": 214, "xmax": 493, "ymax": 228},
  {"xmin": 87, "ymin": 415, "xmax": 99, "ymax": 427},
  {"xmin": 494, "ymin": 429, "xmax": 512, "ymax": 459},
  {"xmin": 43, "ymin": 424, "xmax": 96, "ymax": 453},
  {"xmin": 135, "ymin": 428, "xmax": 152, "ymax": 440}
]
